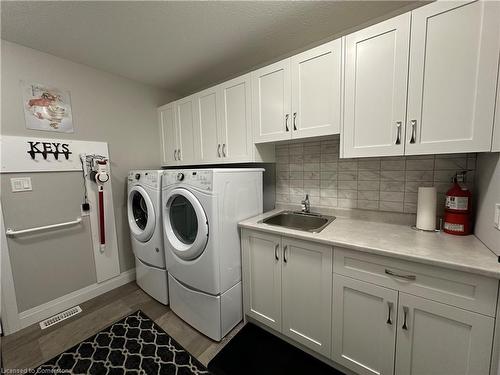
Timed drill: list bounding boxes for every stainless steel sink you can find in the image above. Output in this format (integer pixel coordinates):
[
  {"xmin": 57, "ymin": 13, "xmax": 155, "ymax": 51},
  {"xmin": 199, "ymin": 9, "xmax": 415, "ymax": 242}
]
[{"xmin": 261, "ymin": 211, "xmax": 335, "ymax": 233}]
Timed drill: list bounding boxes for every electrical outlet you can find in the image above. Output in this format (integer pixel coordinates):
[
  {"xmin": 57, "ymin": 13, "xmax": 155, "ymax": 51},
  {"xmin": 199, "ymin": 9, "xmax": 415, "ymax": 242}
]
[
  {"xmin": 495, "ymin": 203, "xmax": 500, "ymax": 231},
  {"xmin": 10, "ymin": 177, "xmax": 32, "ymax": 192}
]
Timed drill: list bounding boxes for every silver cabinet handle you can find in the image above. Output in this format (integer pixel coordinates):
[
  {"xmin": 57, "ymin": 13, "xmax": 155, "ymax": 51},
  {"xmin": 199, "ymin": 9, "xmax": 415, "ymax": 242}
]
[
  {"xmin": 217, "ymin": 144, "xmax": 221, "ymax": 157},
  {"xmin": 177, "ymin": 149, "xmax": 181, "ymax": 160},
  {"xmin": 222, "ymin": 143, "xmax": 226, "ymax": 157},
  {"xmin": 385, "ymin": 269, "xmax": 416, "ymax": 281},
  {"xmin": 275, "ymin": 244, "xmax": 279, "ymax": 261},
  {"xmin": 402, "ymin": 306, "xmax": 409, "ymax": 330},
  {"xmin": 293, "ymin": 112, "xmax": 297, "ymax": 131},
  {"xmin": 386, "ymin": 301, "xmax": 393, "ymax": 325},
  {"xmin": 395, "ymin": 121, "xmax": 402, "ymax": 145},
  {"xmin": 285, "ymin": 114, "xmax": 290, "ymax": 132},
  {"xmin": 409, "ymin": 120, "xmax": 417, "ymax": 144},
  {"xmin": 174, "ymin": 149, "xmax": 177, "ymax": 160},
  {"xmin": 283, "ymin": 245, "xmax": 288, "ymax": 263}
]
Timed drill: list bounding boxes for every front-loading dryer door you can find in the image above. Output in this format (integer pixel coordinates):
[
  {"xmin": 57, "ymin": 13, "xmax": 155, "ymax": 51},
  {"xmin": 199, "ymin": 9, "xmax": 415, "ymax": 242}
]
[
  {"xmin": 128, "ymin": 186, "xmax": 155, "ymax": 242},
  {"xmin": 164, "ymin": 188, "xmax": 209, "ymax": 261}
]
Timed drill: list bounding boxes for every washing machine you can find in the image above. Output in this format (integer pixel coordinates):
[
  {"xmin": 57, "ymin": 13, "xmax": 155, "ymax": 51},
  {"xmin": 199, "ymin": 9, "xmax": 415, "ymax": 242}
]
[
  {"xmin": 128, "ymin": 170, "xmax": 168, "ymax": 304},
  {"xmin": 162, "ymin": 168, "xmax": 263, "ymax": 341}
]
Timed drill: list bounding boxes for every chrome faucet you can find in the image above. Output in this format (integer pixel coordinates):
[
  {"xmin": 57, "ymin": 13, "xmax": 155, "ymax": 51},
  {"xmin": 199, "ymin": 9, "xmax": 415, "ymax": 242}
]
[{"xmin": 301, "ymin": 194, "xmax": 310, "ymax": 213}]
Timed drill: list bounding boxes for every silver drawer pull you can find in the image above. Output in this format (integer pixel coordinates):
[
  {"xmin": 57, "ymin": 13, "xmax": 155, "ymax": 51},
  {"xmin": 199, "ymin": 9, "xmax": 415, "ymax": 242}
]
[
  {"xmin": 386, "ymin": 301, "xmax": 393, "ymax": 325},
  {"xmin": 283, "ymin": 245, "xmax": 288, "ymax": 263},
  {"xmin": 385, "ymin": 269, "xmax": 416, "ymax": 281},
  {"xmin": 409, "ymin": 120, "xmax": 417, "ymax": 144},
  {"xmin": 274, "ymin": 244, "xmax": 279, "ymax": 261},
  {"xmin": 395, "ymin": 121, "xmax": 402, "ymax": 145},
  {"xmin": 402, "ymin": 306, "xmax": 409, "ymax": 330}
]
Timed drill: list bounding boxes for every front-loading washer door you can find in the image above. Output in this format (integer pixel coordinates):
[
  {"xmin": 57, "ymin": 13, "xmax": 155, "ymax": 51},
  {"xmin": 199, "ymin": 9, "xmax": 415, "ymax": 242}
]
[
  {"xmin": 128, "ymin": 186, "xmax": 155, "ymax": 242},
  {"xmin": 164, "ymin": 188, "xmax": 209, "ymax": 261}
]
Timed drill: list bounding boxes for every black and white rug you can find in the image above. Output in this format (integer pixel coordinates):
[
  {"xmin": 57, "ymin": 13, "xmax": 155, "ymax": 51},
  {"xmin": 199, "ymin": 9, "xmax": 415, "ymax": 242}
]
[{"xmin": 35, "ymin": 310, "xmax": 210, "ymax": 375}]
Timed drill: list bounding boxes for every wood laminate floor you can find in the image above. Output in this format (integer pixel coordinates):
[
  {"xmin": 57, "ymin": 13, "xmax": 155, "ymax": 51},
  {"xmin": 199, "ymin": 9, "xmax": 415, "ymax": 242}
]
[{"xmin": 1, "ymin": 282, "xmax": 243, "ymax": 371}]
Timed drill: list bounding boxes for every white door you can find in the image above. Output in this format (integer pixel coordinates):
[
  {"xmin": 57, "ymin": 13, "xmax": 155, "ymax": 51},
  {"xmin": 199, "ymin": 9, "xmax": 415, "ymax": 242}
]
[
  {"xmin": 342, "ymin": 13, "xmax": 410, "ymax": 158},
  {"xmin": 195, "ymin": 88, "xmax": 219, "ymax": 163},
  {"xmin": 291, "ymin": 39, "xmax": 342, "ymax": 139},
  {"xmin": 332, "ymin": 274, "xmax": 398, "ymax": 375},
  {"xmin": 406, "ymin": 1, "xmax": 500, "ymax": 155},
  {"xmin": 252, "ymin": 59, "xmax": 292, "ymax": 143},
  {"xmin": 159, "ymin": 103, "xmax": 177, "ymax": 165},
  {"xmin": 218, "ymin": 74, "xmax": 253, "ymax": 162},
  {"xmin": 175, "ymin": 96, "xmax": 198, "ymax": 164},
  {"xmin": 395, "ymin": 292, "xmax": 495, "ymax": 375},
  {"xmin": 242, "ymin": 230, "xmax": 282, "ymax": 332},
  {"xmin": 281, "ymin": 238, "xmax": 332, "ymax": 357}
]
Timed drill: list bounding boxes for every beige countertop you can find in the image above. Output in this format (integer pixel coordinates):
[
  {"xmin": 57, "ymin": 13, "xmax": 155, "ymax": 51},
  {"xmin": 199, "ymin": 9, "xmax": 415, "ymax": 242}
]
[{"xmin": 239, "ymin": 209, "xmax": 500, "ymax": 279}]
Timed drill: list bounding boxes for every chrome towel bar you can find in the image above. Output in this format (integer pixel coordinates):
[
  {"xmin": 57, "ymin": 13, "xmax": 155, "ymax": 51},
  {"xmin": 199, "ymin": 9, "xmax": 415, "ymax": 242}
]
[{"xmin": 5, "ymin": 217, "xmax": 82, "ymax": 237}]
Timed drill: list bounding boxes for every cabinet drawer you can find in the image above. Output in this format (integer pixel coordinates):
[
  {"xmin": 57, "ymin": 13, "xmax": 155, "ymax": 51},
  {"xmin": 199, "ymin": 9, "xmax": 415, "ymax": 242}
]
[{"xmin": 334, "ymin": 248, "xmax": 498, "ymax": 317}]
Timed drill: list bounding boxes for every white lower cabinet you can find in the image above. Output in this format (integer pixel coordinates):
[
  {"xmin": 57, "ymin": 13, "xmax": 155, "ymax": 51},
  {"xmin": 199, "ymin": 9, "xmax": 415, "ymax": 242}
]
[
  {"xmin": 395, "ymin": 293, "xmax": 495, "ymax": 375},
  {"xmin": 332, "ymin": 274, "xmax": 398, "ymax": 375},
  {"xmin": 242, "ymin": 230, "xmax": 333, "ymax": 356}
]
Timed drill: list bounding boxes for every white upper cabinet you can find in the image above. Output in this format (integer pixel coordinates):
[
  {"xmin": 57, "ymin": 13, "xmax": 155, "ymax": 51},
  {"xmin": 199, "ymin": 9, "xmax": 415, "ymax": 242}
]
[
  {"xmin": 406, "ymin": 1, "xmax": 500, "ymax": 155},
  {"xmin": 291, "ymin": 39, "xmax": 343, "ymax": 139},
  {"xmin": 395, "ymin": 292, "xmax": 494, "ymax": 375},
  {"xmin": 342, "ymin": 13, "xmax": 410, "ymax": 158},
  {"xmin": 158, "ymin": 102, "xmax": 177, "ymax": 165},
  {"xmin": 218, "ymin": 74, "xmax": 253, "ymax": 161},
  {"xmin": 194, "ymin": 87, "xmax": 219, "ymax": 163},
  {"xmin": 253, "ymin": 38, "xmax": 342, "ymax": 143},
  {"xmin": 252, "ymin": 59, "xmax": 292, "ymax": 143},
  {"xmin": 175, "ymin": 95, "xmax": 198, "ymax": 164}
]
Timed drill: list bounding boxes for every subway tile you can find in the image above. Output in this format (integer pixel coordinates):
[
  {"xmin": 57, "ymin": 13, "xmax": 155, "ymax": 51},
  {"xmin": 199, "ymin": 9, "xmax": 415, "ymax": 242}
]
[
  {"xmin": 320, "ymin": 179, "xmax": 337, "ymax": 189},
  {"xmin": 290, "ymin": 179, "xmax": 304, "ymax": 188},
  {"xmin": 321, "ymin": 171, "xmax": 337, "ymax": 180},
  {"xmin": 358, "ymin": 190, "xmax": 379, "ymax": 201},
  {"xmin": 275, "ymin": 194, "xmax": 290, "ymax": 203},
  {"xmin": 276, "ymin": 163, "xmax": 290, "ymax": 172},
  {"xmin": 381, "ymin": 160, "xmax": 405, "ymax": 170},
  {"xmin": 380, "ymin": 191, "xmax": 404, "ymax": 202},
  {"xmin": 339, "ymin": 160, "xmax": 358, "ymax": 171},
  {"xmin": 338, "ymin": 190, "xmax": 358, "ymax": 199},
  {"xmin": 320, "ymin": 188, "xmax": 338, "ymax": 198},
  {"xmin": 405, "ymin": 154, "xmax": 434, "ymax": 160},
  {"xmin": 405, "ymin": 159, "xmax": 434, "ymax": 171},
  {"xmin": 380, "ymin": 170, "xmax": 405, "ymax": 181},
  {"xmin": 358, "ymin": 160, "xmax": 381, "ymax": 170},
  {"xmin": 358, "ymin": 180, "xmax": 380, "ymax": 191},
  {"xmin": 304, "ymin": 153, "xmax": 320, "ymax": 163},
  {"xmin": 380, "ymin": 181, "xmax": 404, "ymax": 192},
  {"xmin": 404, "ymin": 192, "xmax": 418, "ymax": 204},
  {"xmin": 434, "ymin": 157, "xmax": 467, "ymax": 170},
  {"xmin": 379, "ymin": 201, "xmax": 404, "ymax": 212},
  {"xmin": 276, "ymin": 186, "xmax": 290, "ymax": 195},
  {"xmin": 304, "ymin": 171, "xmax": 320, "ymax": 180},
  {"xmin": 321, "ymin": 162, "xmax": 338, "ymax": 171},
  {"xmin": 433, "ymin": 170, "xmax": 456, "ymax": 183},
  {"xmin": 277, "ymin": 171, "xmax": 289, "ymax": 180},
  {"xmin": 321, "ymin": 153, "xmax": 339, "ymax": 162},
  {"xmin": 304, "ymin": 162, "xmax": 320, "ymax": 172},
  {"xmin": 338, "ymin": 199, "xmax": 357, "ymax": 208},
  {"xmin": 289, "ymin": 144, "xmax": 304, "ymax": 155},
  {"xmin": 303, "ymin": 188, "xmax": 320, "ymax": 197},
  {"xmin": 290, "ymin": 187, "xmax": 305, "ymax": 195},
  {"xmin": 357, "ymin": 199, "xmax": 379, "ymax": 210},
  {"xmin": 338, "ymin": 181, "xmax": 358, "ymax": 190},
  {"xmin": 289, "ymin": 171, "xmax": 304, "ymax": 180},
  {"xmin": 303, "ymin": 145, "xmax": 321, "ymax": 154},
  {"xmin": 320, "ymin": 197, "xmax": 338, "ymax": 207},
  {"xmin": 338, "ymin": 172, "xmax": 358, "ymax": 181},
  {"xmin": 304, "ymin": 179, "xmax": 320, "ymax": 188},
  {"xmin": 405, "ymin": 170, "xmax": 433, "ymax": 181},
  {"xmin": 276, "ymin": 155, "xmax": 289, "ymax": 163},
  {"xmin": 289, "ymin": 163, "xmax": 304, "ymax": 172},
  {"xmin": 404, "ymin": 181, "xmax": 433, "ymax": 193},
  {"xmin": 290, "ymin": 154, "xmax": 304, "ymax": 163},
  {"xmin": 358, "ymin": 170, "xmax": 380, "ymax": 180},
  {"xmin": 404, "ymin": 203, "xmax": 417, "ymax": 214}
]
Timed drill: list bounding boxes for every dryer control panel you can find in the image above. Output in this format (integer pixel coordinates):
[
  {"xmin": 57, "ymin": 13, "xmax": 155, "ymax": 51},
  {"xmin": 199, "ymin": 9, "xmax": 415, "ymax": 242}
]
[{"xmin": 163, "ymin": 170, "xmax": 213, "ymax": 191}]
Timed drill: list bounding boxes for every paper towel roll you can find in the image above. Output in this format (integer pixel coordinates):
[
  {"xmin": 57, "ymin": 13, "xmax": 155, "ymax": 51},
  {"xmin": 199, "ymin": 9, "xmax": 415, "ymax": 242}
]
[{"xmin": 416, "ymin": 187, "xmax": 437, "ymax": 231}]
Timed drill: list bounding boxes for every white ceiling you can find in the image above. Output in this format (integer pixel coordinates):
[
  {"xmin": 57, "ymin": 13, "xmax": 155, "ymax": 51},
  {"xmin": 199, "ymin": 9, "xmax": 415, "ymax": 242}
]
[{"xmin": 1, "ymin": 1, "xmax": 423, "ymax": 95}]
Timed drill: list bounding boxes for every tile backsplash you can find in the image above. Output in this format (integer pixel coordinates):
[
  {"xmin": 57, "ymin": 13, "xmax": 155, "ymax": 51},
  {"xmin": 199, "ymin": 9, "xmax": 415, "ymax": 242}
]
[{"xmin": 275, "ymin": 136, "xmax": 476, "ymax": 215}]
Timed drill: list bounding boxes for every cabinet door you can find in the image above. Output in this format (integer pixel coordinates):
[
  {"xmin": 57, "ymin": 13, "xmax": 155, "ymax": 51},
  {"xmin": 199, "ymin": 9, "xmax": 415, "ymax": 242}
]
[
  {"xmin": 241, "ymin": 231, "xmax": 282, "ymax": 332},
  {"xmin": 332, "ymin": 274, "xmax": 398, "ymax": 375},
  {"xmin": 343, "ymin": 13, "xmax": 410, "ymax": 158},
  {"xmin": 252, "ymin": 59, "xmax": 292, "ymax": 143},
  {"xmin": 406, "ymin": 1, "xmax": 500, "ymax": 155},
  {"xmin": 218, "ymin": 74, "xmax": 253, "ymax": 162},
  {"xmin": 395, "ymin": 293, "xmax": 495, "ymax": 375},
  {"xmin": 158, "ymin": 103, "xmax": 177, "ymax": 165},
  {"xmin": 175, "ymin": 96, "xmax": 198, "ymax": 164},
  {"xmin": 291, "ymin": 39, "xmax": 342, "ymax": 139},
  {"xmin": 491, "ymin": 53, "xmax": 500, "ymax": 152},
  {"xmin": 281, "ymin": 238, "xmax": 332, "ymax": 357},
  {"xmin": 195, "ymin": 88, "xmax": 219, "ymax": 163}
]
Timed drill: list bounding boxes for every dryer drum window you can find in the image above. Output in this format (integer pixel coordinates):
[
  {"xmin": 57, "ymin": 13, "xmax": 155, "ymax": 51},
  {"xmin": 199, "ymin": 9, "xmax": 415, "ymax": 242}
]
[
  {"xmin": 132, "ymin": 191, "xmax": 148, "ymax": 230},
  {"xmin": 169, "ymin": 195, "xmax": 198, "ymax": 244}
]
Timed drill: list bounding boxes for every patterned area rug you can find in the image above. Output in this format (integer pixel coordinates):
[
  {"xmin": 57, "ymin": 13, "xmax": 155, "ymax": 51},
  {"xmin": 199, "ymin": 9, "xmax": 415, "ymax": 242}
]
[{"xmin": 35, "ymin": 310, "xmax": 210, "ymax": 375}]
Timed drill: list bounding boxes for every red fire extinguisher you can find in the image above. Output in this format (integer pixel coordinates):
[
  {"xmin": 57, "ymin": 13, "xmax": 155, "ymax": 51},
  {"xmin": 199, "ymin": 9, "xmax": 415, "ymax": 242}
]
[{"xmin": 443, "ymin": 172, "xmax": 472, "ymax": 235}]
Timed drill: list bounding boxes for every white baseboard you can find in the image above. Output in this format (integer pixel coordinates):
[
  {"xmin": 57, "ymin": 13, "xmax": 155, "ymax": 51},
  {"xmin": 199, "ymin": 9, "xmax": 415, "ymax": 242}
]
[{"xmin": 13, "ymin": 269, "xmax": 136, "ymax": 333}]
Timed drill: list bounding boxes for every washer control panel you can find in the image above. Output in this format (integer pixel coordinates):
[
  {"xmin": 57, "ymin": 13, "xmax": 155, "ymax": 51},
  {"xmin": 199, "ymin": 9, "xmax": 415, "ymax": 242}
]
[
  {"xmin": 163, "ymin": 170, "xmax": 213, "ymax": 191},
  {"xmin": 128, "ymin": 170, "xmax": 160, "ymax": 189}
]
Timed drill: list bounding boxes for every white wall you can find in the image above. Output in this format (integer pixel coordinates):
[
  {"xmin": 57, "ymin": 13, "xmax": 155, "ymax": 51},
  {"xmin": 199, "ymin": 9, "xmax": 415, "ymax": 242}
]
[
  {"xmin": 1, "ymin": 40, "xmax": 178, "ymax": 272},
  {"xmin": 475, "ymin": 152, "xmax": 500, "ymax": 256}
]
